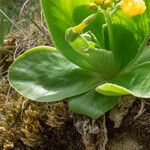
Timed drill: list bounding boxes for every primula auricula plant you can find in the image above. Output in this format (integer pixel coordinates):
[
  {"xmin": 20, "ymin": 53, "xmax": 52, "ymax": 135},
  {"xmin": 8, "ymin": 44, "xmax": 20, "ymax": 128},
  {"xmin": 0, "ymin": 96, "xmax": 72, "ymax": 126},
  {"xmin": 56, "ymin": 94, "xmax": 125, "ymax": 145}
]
[{"xmin": 8, "ymin": 0, "xmax": 150, "ymax": 119}]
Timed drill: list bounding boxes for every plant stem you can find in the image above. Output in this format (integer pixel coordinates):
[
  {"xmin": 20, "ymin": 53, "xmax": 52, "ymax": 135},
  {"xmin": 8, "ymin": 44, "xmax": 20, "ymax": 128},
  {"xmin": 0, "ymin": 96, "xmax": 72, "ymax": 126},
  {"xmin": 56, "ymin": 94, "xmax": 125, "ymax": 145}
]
[{"xmin": 104, "ymin": 10, "xmax": 115, "ymax": 53}]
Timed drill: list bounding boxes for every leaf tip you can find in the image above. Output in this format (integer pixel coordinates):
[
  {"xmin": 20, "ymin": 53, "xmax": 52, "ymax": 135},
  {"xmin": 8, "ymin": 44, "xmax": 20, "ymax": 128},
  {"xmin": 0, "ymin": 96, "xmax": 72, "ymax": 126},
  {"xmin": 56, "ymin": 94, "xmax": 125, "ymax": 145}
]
[{"xmin": 96, "ymin": 83, "xmax": 131, "ymax": 96}]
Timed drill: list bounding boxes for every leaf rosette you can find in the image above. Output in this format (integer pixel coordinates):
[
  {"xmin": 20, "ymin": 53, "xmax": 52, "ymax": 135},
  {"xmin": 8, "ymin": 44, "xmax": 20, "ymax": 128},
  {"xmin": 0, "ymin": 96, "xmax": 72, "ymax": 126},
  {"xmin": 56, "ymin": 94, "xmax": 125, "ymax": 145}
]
[{"xmin": 8, "ymin": 0, "xmax": 150, "ymax": 119}]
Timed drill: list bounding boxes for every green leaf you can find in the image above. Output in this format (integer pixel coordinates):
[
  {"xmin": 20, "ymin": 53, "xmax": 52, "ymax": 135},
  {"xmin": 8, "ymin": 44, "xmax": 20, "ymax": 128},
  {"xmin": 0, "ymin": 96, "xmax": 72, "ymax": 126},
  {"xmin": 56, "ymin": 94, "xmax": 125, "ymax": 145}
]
[
  {"xmin": 124, "ymin": 35, "xmax": 150, "ymax": 69},
  {"xmin": 69, "ymin": 90, "xmax": 118, "ymax": 119},
  {"xmin": 83, "ymin": 48, "xmax": 117, "ymax": 78},
  {"xmin": 96, "ymin": 62, "xmax": 150, "ymax": 98},
  {"xmin": 96, "ymin": 83, "xmax": 131, "ymax": 96},
  {"xmin": 127, "ymin": 44, "xmax": 150, "ymax": 68},
  {"xmin": 8, "ymin": 46, "xmax": 101, "ymax": 102},
  {"xmin": 40, "ymin": 0, "xmax": 105, "ymax": 70},
  {"xmin": 111, "ymin": 24, "xmax": 139, "ymax": 70}
]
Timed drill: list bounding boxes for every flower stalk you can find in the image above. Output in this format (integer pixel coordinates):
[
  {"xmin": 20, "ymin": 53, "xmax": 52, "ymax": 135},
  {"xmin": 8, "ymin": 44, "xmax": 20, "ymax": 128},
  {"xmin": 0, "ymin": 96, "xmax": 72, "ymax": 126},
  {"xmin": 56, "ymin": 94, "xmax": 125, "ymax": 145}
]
[{"xmin": 104, "ymin": 10, "xmax": 115, "ymax": 52}]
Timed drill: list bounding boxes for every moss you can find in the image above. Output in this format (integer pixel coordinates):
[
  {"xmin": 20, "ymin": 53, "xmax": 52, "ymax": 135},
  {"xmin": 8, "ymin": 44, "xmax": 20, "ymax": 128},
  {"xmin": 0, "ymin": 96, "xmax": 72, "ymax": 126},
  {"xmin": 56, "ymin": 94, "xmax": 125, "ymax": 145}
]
[{"xmin": 0, "ymin": 82, "xmax": 84, "ymax": 150}]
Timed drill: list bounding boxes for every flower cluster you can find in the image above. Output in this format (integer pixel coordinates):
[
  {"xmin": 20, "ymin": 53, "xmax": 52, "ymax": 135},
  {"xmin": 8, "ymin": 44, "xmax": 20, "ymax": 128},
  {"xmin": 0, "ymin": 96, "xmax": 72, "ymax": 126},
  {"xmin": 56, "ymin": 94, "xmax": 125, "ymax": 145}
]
[{"xmin": 120, "ymin": 0, "xmax": 146, "ymax": 16}]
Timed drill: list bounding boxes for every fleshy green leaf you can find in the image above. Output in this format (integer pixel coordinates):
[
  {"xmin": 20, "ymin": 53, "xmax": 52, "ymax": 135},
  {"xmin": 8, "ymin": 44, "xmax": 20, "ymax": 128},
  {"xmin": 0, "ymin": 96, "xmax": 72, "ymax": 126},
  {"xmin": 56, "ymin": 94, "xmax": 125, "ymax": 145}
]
[
  {"xmin": 40, "ymin": 0, "xmax": 105, "ymax": 70},
  {"xmin": 69, "ymin": 90, "xmax": 118, "ymax": 119},
  {"xmin": 127, "ymin": 45, "xmax": 150, "ymax": 68},
  {"xmin": 8, "ymin": 46, "xmax": 101, "ymax": 102},
  {"xmin": 96, "ymin": 83, "xmax": 131, "ymax": 96},
  {"xmin": 96, "ymin": 62, "xmax": 150, "ymax": 98},
  {"xmin": 124, "ymin": 35, "xmax": 150, "ymax": 70},
  {"xmin": 111, "ymin": 24, "xmax": 139, "ymax": 70},
  {"xmin": 83, "ymin": 48, "xmax": 117, "ymax": 78}
]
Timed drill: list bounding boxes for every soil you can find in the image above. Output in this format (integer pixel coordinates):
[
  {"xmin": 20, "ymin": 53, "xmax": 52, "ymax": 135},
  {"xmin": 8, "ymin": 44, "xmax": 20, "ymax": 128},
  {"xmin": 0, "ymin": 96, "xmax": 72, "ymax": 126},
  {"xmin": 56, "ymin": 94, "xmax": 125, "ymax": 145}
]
[
  {"xmin": 107, "ymin": 101, "xmax": 150, "ymax": 150},
  {"xmin": 0, "ymin": 82, "xmax": 149, "ymax": 150}
]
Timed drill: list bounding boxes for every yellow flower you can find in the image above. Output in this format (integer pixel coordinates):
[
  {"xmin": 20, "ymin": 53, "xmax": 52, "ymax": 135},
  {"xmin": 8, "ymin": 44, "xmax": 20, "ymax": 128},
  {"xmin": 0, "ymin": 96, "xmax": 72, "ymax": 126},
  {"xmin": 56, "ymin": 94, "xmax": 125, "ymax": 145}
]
[{"xmin": 120, "ymin": 0, "xmax": 146, "ymax": 16}]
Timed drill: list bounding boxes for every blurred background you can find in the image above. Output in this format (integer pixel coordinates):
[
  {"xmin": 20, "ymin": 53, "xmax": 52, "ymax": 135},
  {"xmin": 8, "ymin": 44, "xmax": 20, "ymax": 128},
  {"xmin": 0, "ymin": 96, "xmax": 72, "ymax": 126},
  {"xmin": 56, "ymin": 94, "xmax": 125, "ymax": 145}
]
[{"xmin": 0, "ymin": 0, "xmax": 51, "ymax": 81}]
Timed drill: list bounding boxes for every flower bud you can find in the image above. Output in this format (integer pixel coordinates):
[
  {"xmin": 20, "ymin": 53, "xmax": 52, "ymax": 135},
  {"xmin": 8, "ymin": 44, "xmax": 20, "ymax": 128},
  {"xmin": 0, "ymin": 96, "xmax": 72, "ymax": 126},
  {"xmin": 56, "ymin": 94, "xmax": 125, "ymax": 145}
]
[
  {"xmin": 88, "ymin": 3, "xmax": 99, "ymax": 12},
  {"xmin": 94, "ymin": 0, "xmax": 112, "ymax": 9},
  {"xmin": 94, "ymin": 0, "xmax": 104, "ymax": 5},
  {"xmin": 65, "ymin": 28, "xmax": 80, "ymax": 43},
  {"xmin": 120, "ymin": 0, "xmax": 146, "ymax": 16},
  {"xmin": 72, "ymin": 14, "xmax": 97, "ymax": 34},
  {"xmin": 73, "ymin": 23, "xmax": 87, "ymax": 33}
]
